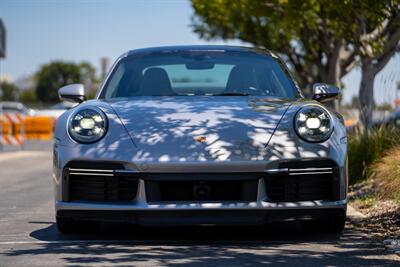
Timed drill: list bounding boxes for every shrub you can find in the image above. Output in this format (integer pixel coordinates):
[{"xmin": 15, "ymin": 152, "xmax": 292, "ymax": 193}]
[
  {"xmin": 369, "ymin": 147, "xmax": 400, "ymax": 201},
  {"xmin": 348, "ymin": 127, "xmax": 400, "ymax": 184}
]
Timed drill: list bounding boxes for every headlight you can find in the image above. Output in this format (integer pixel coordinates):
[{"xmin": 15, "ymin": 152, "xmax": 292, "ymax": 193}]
[
  {"xmin": 294, "ymin": 106, "xmax": 333, "ymax": 142},
  {"xmin": 68, "ymin": 107, "xmax": 108, "ymax": 143}
]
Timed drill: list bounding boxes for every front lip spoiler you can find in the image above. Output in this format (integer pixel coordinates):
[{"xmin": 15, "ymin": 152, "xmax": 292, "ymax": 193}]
[
  {"xmin": 56, "ymin": 199, "xmax": 347, "ymax": 212},
  {"xmin": 57, "ymin": 207, "xmax": 347, "ymax": 225}
]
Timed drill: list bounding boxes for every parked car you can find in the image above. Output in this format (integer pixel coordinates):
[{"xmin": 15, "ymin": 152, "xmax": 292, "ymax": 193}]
[
  {"xmin": 0, "ymin": 101, "xmax": 35, "ymax": 115},
  {"xmin": 53, "ymin": 45, "xmax": 348, "ymax": 234},
  {"xmin": 386, "ymin": 108, "xmax": 400, "ymax": 127}
]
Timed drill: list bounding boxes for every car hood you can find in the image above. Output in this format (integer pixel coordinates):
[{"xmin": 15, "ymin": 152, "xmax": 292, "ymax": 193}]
[{"xmin": 108, "ymin": 96, "xmax": 292, "ymax": 162}]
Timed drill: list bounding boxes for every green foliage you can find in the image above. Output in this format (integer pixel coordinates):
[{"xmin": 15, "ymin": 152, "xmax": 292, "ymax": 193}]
[
  {"xmin": 35, "ymin": 62, "xmax": 81, "ymax": 103},
  {"xmin": 86, "ymin": 90, "xmax": 97, "ymax": 100},
  {"xmin": 35, "ymin": 61, "xmax": 97, "ymax": 103},
  {"xmin": 78, "ymin": 61, "xmax": 99, "ymax": 90},
  {"xmin": 0, "ymin": 81, "xmax": 20, "ymax": 101},
  {"xmin": 348, "ymin": 127, "xmax": 400, "ymax": 184},
  {"xmin": 191, "ymin": 0, "xmax": 398, "ymax": 87},
  {"xmin": 19, "ymin": 89, "xmax": 37, "ymax": 104}
]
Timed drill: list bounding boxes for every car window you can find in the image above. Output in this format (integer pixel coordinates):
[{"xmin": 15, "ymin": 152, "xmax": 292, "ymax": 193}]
[
  {"xmin": 141, "ymin": 64, "xmax": 233, "ymax": 95},
  {"xmin": 101, "ymin": 50, "xmax": 299, "ymax": 99}
]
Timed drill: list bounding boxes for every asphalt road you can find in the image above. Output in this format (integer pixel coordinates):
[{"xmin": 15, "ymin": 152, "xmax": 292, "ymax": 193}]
[{"xmin": 0, "ymin": 150, "xmax": 398, "ymax": 266}]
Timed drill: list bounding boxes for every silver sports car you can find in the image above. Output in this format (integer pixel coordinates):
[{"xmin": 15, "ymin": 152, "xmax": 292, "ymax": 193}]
[{"xmin": 53, "ymin": 45, "xmax": 347, "ymax": 234}]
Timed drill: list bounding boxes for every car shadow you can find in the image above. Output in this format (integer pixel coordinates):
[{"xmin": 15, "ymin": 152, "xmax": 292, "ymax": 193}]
[
  {"xmin": 1, "ymin": 221, "xmax": 397, "ymax": 266},
  {"xmin": 30, "ymin": 221, "xmax": 332, "ymax": 242}
]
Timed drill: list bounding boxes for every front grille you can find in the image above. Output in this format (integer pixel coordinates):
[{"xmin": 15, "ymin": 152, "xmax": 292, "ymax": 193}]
[
  {"xmin": 66, "ymin": 161, "xmax": 139, "ymax": 202},
  {"xmin": 146, "ymin": 180, "xmax": 258, "ymax": 202},
  {"xmin": 265, "ymin": 160, "xmax": 340, "ymax": 202}
]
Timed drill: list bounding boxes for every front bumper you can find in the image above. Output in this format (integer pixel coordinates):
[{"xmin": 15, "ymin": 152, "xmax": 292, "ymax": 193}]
[
  {"xmin": 53, "ymin": 145, "xmax": 348, "ymax": 225},
  {"xmin": 55, "ymin": 175, "xmax": 347, "ymax": 225}
]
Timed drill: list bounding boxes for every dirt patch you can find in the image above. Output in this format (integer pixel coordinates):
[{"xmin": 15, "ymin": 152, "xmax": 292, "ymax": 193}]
[
  {"xmin": 349, "ymin": 179, "xmax": 400, "ymax": 255},
  {"xmin": 351, "ymin": 200, "xmax": 400, "ymax": 240}
]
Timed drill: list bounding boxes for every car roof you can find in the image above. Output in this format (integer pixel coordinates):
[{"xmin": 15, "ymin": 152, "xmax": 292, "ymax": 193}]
[{"xmin": 126, "ymin": 45, "xmax": 276, "ymax": 57}]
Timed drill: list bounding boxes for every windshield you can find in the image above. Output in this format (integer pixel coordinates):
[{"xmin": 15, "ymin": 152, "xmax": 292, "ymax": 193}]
[{"xmin": 101, "ymin": 50, "xmax": 299, "ymax": 99}]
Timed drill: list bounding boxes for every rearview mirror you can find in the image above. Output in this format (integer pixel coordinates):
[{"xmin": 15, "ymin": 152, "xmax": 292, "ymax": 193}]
[
  {"xmin": 185, "ymin": 61, "xmax": 215, "ymax": 70},
  {"xmin": 58, "ymin": 84, "xmax": 86, "ymax": 103},
  {"xmin": 312, "ymin": 83, "xmax": 340, "ymax": 103}
]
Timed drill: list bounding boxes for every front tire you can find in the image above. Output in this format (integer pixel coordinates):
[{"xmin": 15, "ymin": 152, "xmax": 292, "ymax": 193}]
[{"xmin": 302, "ymin": 214, "xmax": 346, "ymax": 234}]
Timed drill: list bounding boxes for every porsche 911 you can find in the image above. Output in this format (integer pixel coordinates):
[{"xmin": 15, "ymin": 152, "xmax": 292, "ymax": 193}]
[{"xmin": 53, "ymin": 45, "xmax": 347, "ymax": 234}]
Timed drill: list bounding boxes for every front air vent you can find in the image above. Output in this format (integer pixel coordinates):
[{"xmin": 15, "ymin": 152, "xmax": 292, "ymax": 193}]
[
  {"xmin": 265, "ymin": 160, "xmax": 340, "ymax": 202},
  {"xmin": 65, "ymin": 161, "xmax": 139, "ymax": 202}
]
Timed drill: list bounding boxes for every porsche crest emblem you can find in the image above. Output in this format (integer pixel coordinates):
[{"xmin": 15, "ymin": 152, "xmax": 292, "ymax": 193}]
[{"xmin": 195, "ymin": 136, "xmax": 207, "ymax": 143}]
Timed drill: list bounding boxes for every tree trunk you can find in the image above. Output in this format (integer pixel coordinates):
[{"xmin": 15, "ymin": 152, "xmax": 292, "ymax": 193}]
[
  {"xmin": 324, "ymin": 41, "xmax": 346, "ymax": 111},
  {"xmin": 358, "ymin": 61, "xmax": 376, "ymax": 131},
  {"xmin": 325, "ymin": 67, "xmax": 341, "ymax": 111}
]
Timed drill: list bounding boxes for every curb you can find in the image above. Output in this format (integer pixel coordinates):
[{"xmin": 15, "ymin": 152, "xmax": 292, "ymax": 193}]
[{"xmin": 347, "ymin": 205, "xmax": 367, "ymax": 220}]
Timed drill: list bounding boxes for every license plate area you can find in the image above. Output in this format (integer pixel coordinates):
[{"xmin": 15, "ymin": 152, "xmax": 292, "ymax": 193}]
[{"xmin": 145, "ymin": 179, "xmax": 258, "ymax": 202}]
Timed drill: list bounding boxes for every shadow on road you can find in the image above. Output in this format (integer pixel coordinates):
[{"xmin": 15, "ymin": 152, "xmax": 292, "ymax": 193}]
[
  {"xmin": 1, "ymin": 221, "xmax": 397, "ymax": 266},
  {"xmin": 30, "ymin": 221, "xmax": 332, "ymax": 242}
]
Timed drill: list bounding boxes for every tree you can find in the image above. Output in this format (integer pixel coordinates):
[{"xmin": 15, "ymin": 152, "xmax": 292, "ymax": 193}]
[
  {"xmin": 19, "ymin": 89, "xmax": 37, "ymax": 104},
  {"xmin": 35, "ymin": 61, "xmax": 97, "ymax": 103},
  {"xmin": 79, "ymin": 62, "xmax": 99, "ymax": 97},
  {"xmin": 191, "ymin": 0, "xmax": 359, "ymax": 91},
  {"xmin": 191, "ymin": 0, "xmax": 400, "ymax": 129},
  {"xmin": 354, "ymin": 1, "xmax": 400, "ymax": 129},
  {"xmin": 35, "ymin": 61, "xmax": 81, "ymax": 103},
  {"xmin": 0, "ymin": 81, "xmax": 19, "ymax": 101}
]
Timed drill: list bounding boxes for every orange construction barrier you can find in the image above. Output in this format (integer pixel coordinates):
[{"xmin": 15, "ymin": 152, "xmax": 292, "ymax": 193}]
[
  {"xmin": 4, "ymin": 113, "xmax": 24, "ymax": 145},
  {"xmin": 0, "ymin": 113, "xmax": 23, "ymax": 146},
  {"xmin": 0, "ymin": 115, "xmax": 10, "ymax": 145},
  {"xmin": 24, "ymin": 116, "xmax": 54, "ymax": 140}
]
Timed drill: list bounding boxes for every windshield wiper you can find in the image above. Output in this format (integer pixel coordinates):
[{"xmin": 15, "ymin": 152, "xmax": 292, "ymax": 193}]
[{"xmin": 218, "ymin": 92, "xmax": 250, "ymax": 96}]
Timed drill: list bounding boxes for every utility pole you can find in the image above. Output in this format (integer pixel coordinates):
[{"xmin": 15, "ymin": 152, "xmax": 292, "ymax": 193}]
[
  {"xmin": 0, "ymin": 18, "xmax": 6, "ymax": 91},
  {"xmin": 100, "ymin": 57, "xmax": 110, "ymax": 79},
  {"xmin": 396, "ymin": 81, "xmax": 400, "ymax": 109},
  {"xmin": 0, "ymin": 19, "xmax": 6, "ymax": 152}
]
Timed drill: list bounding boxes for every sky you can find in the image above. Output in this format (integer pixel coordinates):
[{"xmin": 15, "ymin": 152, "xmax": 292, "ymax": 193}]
[{"xmin": 0, "ymin": 0, "xmax": 399, "ymax": 105}]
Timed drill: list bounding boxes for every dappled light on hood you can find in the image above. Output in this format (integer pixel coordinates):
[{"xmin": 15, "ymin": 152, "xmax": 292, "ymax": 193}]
[{"xmin": 109, "ymin": 96, "xmax": 290, "ymax": 162}]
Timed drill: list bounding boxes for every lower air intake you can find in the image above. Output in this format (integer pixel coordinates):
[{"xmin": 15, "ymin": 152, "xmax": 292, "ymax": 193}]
[
  {"xmin": 66, "ymin": 161, "xmax": 139, "ymax": 202},
  {"xmin": 265, "ymin": 160, "xmax": 340, "ymax": 202}
]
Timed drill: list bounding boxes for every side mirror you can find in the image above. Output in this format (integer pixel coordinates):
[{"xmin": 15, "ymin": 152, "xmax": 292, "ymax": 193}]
[
  {"xmin": 58, "ymin": 84, "xmax": 86, "ymax": 103},
  {"xmin": 312, "ymin": 83, "xmax": 340, "ymax": 102}
]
